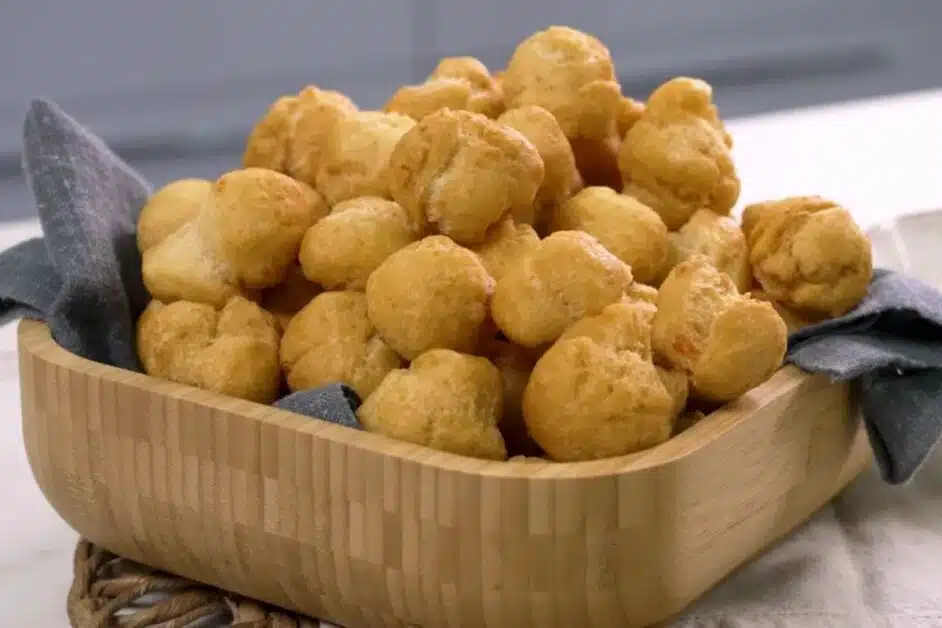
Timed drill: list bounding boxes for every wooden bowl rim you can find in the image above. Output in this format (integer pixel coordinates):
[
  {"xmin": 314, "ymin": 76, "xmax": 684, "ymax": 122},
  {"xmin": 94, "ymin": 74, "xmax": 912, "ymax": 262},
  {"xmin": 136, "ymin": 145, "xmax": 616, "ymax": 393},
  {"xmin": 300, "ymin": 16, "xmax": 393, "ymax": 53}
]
[{"xmin": 17, "ymin": 318, "xmax": 818, "ymax": 481}]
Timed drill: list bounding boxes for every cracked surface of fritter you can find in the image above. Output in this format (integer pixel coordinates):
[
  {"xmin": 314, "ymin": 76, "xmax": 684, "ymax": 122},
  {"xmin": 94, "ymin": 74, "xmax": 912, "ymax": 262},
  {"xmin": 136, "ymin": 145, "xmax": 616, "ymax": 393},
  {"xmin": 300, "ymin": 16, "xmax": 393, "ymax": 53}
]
[
  {"xmin": 280, "ymin": 291, "xmax": 403, "ymax": 399},
  {"xmin": 742, "ymin": 196, "xmax": 873, "ymax": 318},
  {"xmin": 357, "ymin": 349, "xmax": 508, "ymax": 460},
  {"xmin": 652, "ymin": 255, "xmax": 787, "ymax": 402},
  {"xmin": 619, "ymin": 77, "xmax": 739, "ymax": 230},
  {"xmin": 387, "ymin": 108, "xmax": 544, "ymax": 245},
  {"xmin": 491, "ymin": 230, "xmax": 633, "ymax": 348},
  {"xmin": 137, "ymin": 296, "xmax": 282, "ymax": 403},
  {"xmin": 365, "ymin": 235, "xmax": 496, "ymax": 359}
]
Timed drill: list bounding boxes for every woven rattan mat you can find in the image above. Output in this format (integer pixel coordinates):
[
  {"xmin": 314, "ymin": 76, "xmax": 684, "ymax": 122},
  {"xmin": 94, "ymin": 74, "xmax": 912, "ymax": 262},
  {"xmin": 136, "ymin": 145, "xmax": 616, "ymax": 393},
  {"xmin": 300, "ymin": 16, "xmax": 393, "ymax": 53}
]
[{"xmin": 68, "ymin": 539, "xmax": 321, "ymax": 628}]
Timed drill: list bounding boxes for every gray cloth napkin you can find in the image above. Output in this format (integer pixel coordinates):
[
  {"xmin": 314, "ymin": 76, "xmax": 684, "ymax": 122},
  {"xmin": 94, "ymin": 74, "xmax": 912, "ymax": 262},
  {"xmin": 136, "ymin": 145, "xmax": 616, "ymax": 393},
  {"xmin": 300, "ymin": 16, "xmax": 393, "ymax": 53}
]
[
  {"xmin": 0, "ymin": 98, "xmax": 361, "ymax": 430},
  {"xmin": 787, "ymin": 267, "xmax": 942, "ymax": 485}
]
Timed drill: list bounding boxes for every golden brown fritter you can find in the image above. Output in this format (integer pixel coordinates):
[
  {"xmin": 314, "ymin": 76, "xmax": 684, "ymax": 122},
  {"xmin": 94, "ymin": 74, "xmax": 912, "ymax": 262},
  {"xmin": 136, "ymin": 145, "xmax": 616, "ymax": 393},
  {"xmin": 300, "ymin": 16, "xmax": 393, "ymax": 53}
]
[
  {"xmin": 430, "ymin": 57, "xmax": 505, "ymax": 114},
  {"xmin": 141, "ymin": 220, "xmax": 242, "ymax": 308},
  {"xmin": 314, "ymin": 111, "xmax": 416, "ymax": 205},
  {"xmin": 497, "ymin": 105, "xmax": 582, "ymax": 226},
  {"xmin": 523, "ymin": 335, "xmax": 674, "ymax": 461},
  {"xmin": 137, "ymin": 178, "xmax": 211, "ymax": 253},
  {"xmin": 279, "ymin": 291, "xmax": 402, "ymax": 399},
  {"xmin": 204, "ymin": 168, "xmax": 326, "ymax": 289},
  {"xmin": 554, "ymin": 295, "xmax": 689, "ymax": 422},
  {"xmin": 387, "ymin": 108, "xmax": 544, "ymax": 245},
  {"xmin": 550, "ymin": 186, "xmax": 670, "ymax": 284},
  {"xmin": 137, "ymin": 296, "xmax": 281, "ymax": 403},
  {"xmin": 619, "ymin": 77, "xmax": 740, "ymax": 230},
  {"xmin": 663, "ymin": 208, "xmax": 751, "ymax": 292},
  {"xmin": 242, "ymin": 95, "xmax": 297, "ymax": 173},
  {"xmin": 652, "ymin": 255, "xmax": 788, "ymax": 402},
  {"xmin": 503, "ymin": 26, "xmax": 621, "ymax": 142},
  {"xmin": 365, "ymin": 235, "xmax": 496, "ymax": 359},
  {"xmin": 469, "ymin": 218, "xmax": 541, "ymax": 283},
  {"xmin": 384, "ymin": 56, "xmax": 504, "ymax": 120},
  {"xmin": 503, "ymin": 26, "xmax": 623, "ymax": 191},
  {"xmin": 299, "ymin": 196, "xmax": 419, "ymax": 291},
  {"xmin": 491, "ymin": 230, "xmax": 633, "ymax": 348},
  {"xmin": 742, "ymin": 196, "xmax": 873, "ymax": 318},
  {"xmin": 357, "ymin": 349, "xmax": 508, "ymax": 460},
  {"xmin": 243, "ymin": 86, "xmax": 357, "ymax": 186},
  {"xmin": 141, "ymin": 168, "xmax": 327, "ymax": 308}
]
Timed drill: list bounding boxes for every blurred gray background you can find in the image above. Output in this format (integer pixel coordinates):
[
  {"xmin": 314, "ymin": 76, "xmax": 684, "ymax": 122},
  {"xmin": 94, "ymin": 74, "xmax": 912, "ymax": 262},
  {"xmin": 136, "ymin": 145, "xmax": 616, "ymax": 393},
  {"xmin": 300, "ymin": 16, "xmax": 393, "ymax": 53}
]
[{"xmin": 1, "ymin": 0, "xmax": 941, "ymax": 222}]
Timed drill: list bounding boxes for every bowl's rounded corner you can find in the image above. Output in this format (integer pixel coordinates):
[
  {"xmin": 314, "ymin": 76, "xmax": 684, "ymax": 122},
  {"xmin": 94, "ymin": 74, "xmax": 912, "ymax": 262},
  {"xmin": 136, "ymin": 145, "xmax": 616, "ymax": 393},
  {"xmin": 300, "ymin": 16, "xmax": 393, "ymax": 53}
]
[{"xmin": 19, "ymin": 409, "xmax": 114, "ymax": 551}]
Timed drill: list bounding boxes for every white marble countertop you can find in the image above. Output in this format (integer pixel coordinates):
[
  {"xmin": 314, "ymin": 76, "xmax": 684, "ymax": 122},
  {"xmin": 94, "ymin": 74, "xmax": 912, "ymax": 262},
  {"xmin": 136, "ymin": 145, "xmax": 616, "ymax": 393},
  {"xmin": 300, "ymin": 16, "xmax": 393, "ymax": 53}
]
[{"xmin": 0, "ymin": 88, "xmax": 940, "ymax": 626}]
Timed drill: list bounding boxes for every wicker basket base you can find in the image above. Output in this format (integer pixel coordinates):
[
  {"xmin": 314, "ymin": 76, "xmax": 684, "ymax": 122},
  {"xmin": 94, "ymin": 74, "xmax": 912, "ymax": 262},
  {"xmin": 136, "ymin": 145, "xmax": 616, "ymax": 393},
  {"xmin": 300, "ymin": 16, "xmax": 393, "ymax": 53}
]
[{"xmin": 68, "ymin": 540, "xmax": 324, "ymax": 628}]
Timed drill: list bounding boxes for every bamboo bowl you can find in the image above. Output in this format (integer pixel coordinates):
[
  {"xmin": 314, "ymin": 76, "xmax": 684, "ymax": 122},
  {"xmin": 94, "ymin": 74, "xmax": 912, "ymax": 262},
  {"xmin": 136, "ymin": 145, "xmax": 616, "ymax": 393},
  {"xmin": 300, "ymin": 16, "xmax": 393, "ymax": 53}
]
[{"xmin": 18, "ymin": 318, "xmax": 871, "ymax": 628}]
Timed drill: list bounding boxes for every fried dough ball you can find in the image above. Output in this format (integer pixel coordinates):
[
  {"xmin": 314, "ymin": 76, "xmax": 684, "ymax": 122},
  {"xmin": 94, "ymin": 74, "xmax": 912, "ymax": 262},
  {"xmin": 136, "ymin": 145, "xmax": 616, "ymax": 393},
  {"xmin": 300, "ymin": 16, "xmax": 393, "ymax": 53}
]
[
  {"xmin": 299, "ymin": 197, "xmax": 419, "ymax": 291},
  {"xmin": 142, "ymin": 168, "xmax": 326, "ymax": 307},
  {"xmin": 652, "ymin": 255, "xmax": 788, "ymax": 402},
  {"xmin": 384, "ymin": 57, "xmax": 504, "ymax": 120},
  {"xmin": 523, "ymin": 335, "xmax": 674, "ymax": 461},
  {"xmin": 469, "ymin": 218, "xmax": 540, "ymax": 282},
  {"xmin": 558, "ymin": 299, "xmax": 688, "ymax": 420},
  {"xmin": 141, "ymin": 220, "xmax": 242, "ymax": 308},
  {"xmin": 205, "ymin": 168, "xmax": 326, "ymax": 289},
  {"xmin": 279, "ymin": 291, "xmax": 402, "ymax": 399},
  {"xmin": 554, "ymin": 293, "xmax": 691, "ymax": 420},
  {"xmin": 260, "ymin": 264, "xmax": 322, "ymax": 330},
  {"xmin": 742, "ymin": 196, "xmax": 873, "ymax": 318},
  {"xmin": 243, "ymin": 86, "xmax": 357, "ymax": 186},
  {"xmin": 357, "ymin": 349, "xmax": 507, "ymax": 460},
  {"xmin": 491, "ymin": 230, "xmax": 633, "ymax": 348},
  {"xmin": 314, "ymin": 111, "xmax": 416, "ymax": 205},
  {"xmin": 616, "ymin": 96, "xmax": 645, "ymax": 139},
  {"xmin": 625, "ymin": 282, "xmax": 658, "ymax": 305},
  {"xmin": 365, "ymin": 235, "xmax": 496, "ymax": 359},
  {"xmin": 431, "ymin": 57, "xmax": 504, "ymax": 112},
  {"xmin": 663, "ymin": 209, "xmax": 751, "ymax": 292},
  {"xmin": 387, "ymin": 108, "xmax": 544, "ymax": 244},
  {"xmin": 503, "ymin": 26, "xmax": 621, "ymax": 142},
  {"xmin": 137, "ymin": 179, "xmax": 211, "ymax": 253},
  {"xmin": 550, "ymin": 187, "xmax": 670, "ymax": 284},
  {"xmin": 137, "ymin": 296, "xmax": 281, "ymax": 403},
  {"xmin": 497, "ymin": 106, "xmax": 581, "ymax": 225},
  {"xmin": 557, "ymin": 297, "xmax": 656, "ymax": 359},
  {"xmin": 503, "ymin": 26, "xmax": 624, "ymax": 188},
  {"xmin": 619, "ymin": 77, "xmax": 740, "ymax": 230}
]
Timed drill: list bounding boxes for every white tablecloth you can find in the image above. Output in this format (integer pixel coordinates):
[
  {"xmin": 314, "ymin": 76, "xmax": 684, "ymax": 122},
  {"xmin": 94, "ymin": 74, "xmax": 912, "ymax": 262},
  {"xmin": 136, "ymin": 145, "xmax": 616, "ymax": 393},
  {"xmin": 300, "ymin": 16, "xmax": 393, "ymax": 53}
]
[{"xmin": 1, "ymin": 89, "xmax": 941, "ymax": 626}]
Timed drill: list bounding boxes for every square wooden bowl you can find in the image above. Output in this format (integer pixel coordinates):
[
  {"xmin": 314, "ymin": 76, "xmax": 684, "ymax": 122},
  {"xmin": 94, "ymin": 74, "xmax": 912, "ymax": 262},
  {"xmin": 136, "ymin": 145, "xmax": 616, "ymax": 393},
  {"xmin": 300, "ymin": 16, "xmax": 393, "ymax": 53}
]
[{"xmin": 17, "ymin": 318, "xmax": 871, "ymax": 627}]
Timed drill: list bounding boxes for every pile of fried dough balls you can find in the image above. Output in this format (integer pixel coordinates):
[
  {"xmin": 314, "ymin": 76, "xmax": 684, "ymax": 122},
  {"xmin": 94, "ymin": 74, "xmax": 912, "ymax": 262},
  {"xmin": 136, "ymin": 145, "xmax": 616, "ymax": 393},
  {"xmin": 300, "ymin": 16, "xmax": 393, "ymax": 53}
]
[{"xmin": 135, "ymin": 26, "xmax": 873, "ymax": 463}]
